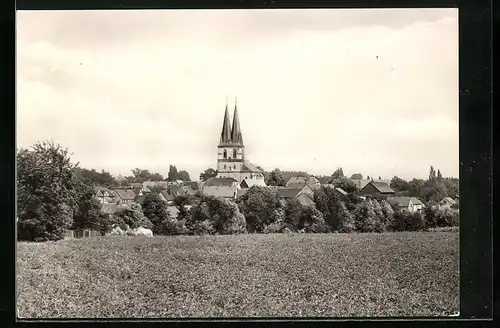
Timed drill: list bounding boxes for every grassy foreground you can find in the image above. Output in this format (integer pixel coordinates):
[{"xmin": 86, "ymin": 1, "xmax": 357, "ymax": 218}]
[{"xmin": 17, "ymin": 232, "xmax": 459, "ymax": 318}]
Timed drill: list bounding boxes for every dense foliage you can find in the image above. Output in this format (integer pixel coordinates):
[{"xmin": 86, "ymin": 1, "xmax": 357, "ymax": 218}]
[{"xmin": 17, "ymin": 141, "xmax": 92, "ymax": 241}]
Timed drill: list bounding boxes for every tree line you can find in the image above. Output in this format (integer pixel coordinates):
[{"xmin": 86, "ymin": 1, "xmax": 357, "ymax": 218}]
[{"xmin": 16, "ymin": 141, "xmax": 459, "ymax": 242}]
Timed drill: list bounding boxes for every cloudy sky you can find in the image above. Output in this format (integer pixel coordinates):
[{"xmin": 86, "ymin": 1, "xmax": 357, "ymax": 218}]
[{"xmin": 16, "ymin": 9, "xmax": 458, "ymax": 181}]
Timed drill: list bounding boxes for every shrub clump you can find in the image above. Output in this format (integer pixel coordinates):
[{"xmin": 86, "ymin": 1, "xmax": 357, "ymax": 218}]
[{"xmin": 187, "ymin": 195, "xmax": 247, "ymax": 235}]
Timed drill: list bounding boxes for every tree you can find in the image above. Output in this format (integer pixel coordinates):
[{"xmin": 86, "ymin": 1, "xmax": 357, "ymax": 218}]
[
  {"xmin": 131, "ymin": 168, "xmax": 153, "ymax": 183},
  {"xmin": 429, "ymin": 165, "xmax": 437, "ymax": 181},
  {"xmin": 76, "ymin": 168, "xmax": 119, "ymax": 187},
  {"xmin": 390, "ymin": 176, "xmax": 410, "ymax": 194},
  {"xmin": 283, "ymin": 198, "xmax": 303, "ymax": 230},
  {"xmin": 17, "ymin": 141, "xmax": 86, "ymax": 241},
  {"xmin": 236, "ymin": 186, "xmax": 280, "ymax": 232},
  {"xmin": 437, "ymin": 169, "xmax": 443, "ymax": 180},
  {"xmin": 150, "ymin": 172, "xmax": 164, "ymax": 181},
  {"xmin": 331, "ymin": 167, "xmax": 344, "ymax": 180},
  {"xmin": 313, "ymin": 186, "xmax": 342, "ymax": 231},
  {"xmin": 379, "ymin": 199, "xmax": 395, "ymax": 229},
  {"xmin": 407, "ymin": 178, "xmax": 425, "ymax": 197},
  {"xmin": 188, "ymin": 195, "xmax": 246, "ymax": 234},
  {"xmin": 332, "ymin": 177, "xmax": 358, "ymax": 194},
  {"xmin": 370, "ymin": 199, "xmax": 386, "ymax": 232},
  {"xmin": 420, "ymin": 180, "xmax": 448, "ymax": 203},
  {"xmin": 350, "ymin": 173, "xmax": 363, "ymax": 179},
  {"xmin": 299, "ymin": 206, "xmax": 328, "ymax": 233},
  {"xmin": 199, "ymin": 168, "xmax": 218, "ymax": 181},
  {"xmin": 353, "ymin": 200, "xmax": 378, "ymax": 232},
  {"xmin": 178, "ymin": 170, "xmax": 191, "ymax": 182},
  {"xmin": 116, "ymin": 203, "xmax": 153, "ymax": 230},
  {"xmin": 167, "ymin": 165, "xmax": 179, "ymax": 181},
  {"xmin": 265, "ymin": 169, "xmax": 286, "ymax": 187},
  {"xmin": 337, "ymin": 202, "xmax": 356, "ymax": 232},
  {"xmin": 141, "ymin": 193, "xmax": 170, "ymax": 233}
]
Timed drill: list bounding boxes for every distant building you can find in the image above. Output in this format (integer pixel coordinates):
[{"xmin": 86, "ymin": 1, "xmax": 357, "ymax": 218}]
[
  {"xmin": 359, "ymin": 181, "xmax": 395, "ymax": 199},
  {"xmin": 240, "ymin": 178, "xmax": 267, "ymax": 189},
  {"xmin": 276, "ymin": 184, "xmax": 315, "ymax": 206},
  {"xmin": 94, "ymin": 187, "xmax": 116, "ymax": 204},
  {"xmin": 438, "ymin": 197, "xmax": 457, "ymax": 208},
  {"xmin": 215, "ymin": 100, "xmax": 266, "ymax": 185},
  {"xmin": 202, "ymin": 177, "xmax": 240, "ymax": 199},
  {"xmin": 349, "ymin": 179, "xmax": 371, "ymax": 190},
  {"xmin": 286, "ymin": 176, "xmax": 321, "ymax": 190},
  {"xmin": 386, "ymin": 197, "xmax": 425, "ymax": 212},
  {"xmin": 112, "ymin": 188, "xmax": 137, "ymax": 204}
]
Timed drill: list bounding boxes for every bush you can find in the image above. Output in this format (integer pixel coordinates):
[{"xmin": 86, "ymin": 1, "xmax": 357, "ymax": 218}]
[
  {"xmin": 353, "ymin": 201, "xmax": 379, "ymax": 233},
  {"xmin": 160, "ymin": 217, "xmax": 190, "ymax": 236},
  {"xmin": 141, "ymin": 193, "xmax": 170, "ymax": 233},
  {"xmin": 436, "ymin": 207, "xmax": 459, "ymax": 227},
  {"xmin": 188, "ymin": 195, "xmax": 247, "ymax": 235},
  {"xmin": 17, "ymin": 203, "xmax": 73, "ymax": 242},
  {"xmin": 423, "ymin": 206, "xmax": 438, "ymax": 229},
  {"xmin": 406, "ymin": 211, "xmax": 426, "ymax": 231},
  {"xmin": 92, "ymin": 212, "xmax": 116, "ymax": 236},
  {"xmin": 263, "ymin": 221, "xmax": 284, "ymax": 234},
  {"xmin": 116, "ymin": 204, "xmax": 153, "ymax": 230},
  {"xmin": 299, "ymin": 206, "xmax": 328, "ymax": 233},
  {"xmin": 236, "ymin": 186, "xmax": 279, "ymax": 233},
  {"xmin": 391, "ymin": 210, "xmax": 426, "ymax": 232},
  {"xmin": 190, "ymin": 219, "xmax": 216, "ymax": 235}
]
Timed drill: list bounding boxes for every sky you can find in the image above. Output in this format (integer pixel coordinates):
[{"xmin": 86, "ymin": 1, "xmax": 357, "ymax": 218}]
[{"xmin": 16, "ymin": 9, "xmax": 459, "ymax": 181}]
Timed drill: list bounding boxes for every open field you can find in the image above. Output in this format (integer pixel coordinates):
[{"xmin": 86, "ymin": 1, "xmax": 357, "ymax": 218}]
[{"xmin": 17, "ymin": 232, "xmax": 459, "ymax": 318}]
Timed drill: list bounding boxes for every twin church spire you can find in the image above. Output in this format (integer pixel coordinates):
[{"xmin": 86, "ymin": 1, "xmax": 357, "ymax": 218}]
[{"xmin": 219, "ymin": 98, "xmax": 244, "ymax": 147}]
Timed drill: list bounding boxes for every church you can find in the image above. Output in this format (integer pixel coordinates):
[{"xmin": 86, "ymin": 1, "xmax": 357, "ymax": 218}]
[{"xmin": 215, "ymin": 99, "xmax": 266, "ymax": 186}]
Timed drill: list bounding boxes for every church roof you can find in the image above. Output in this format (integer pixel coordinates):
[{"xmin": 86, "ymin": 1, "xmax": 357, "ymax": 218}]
[
  {"xmin": 241, "ymin": 161, "xmax": 262, "ymax": 173},
  {"xmin": 219, "ymin": 103, "xmax": 232, "ymax": 145},
  {"xmin": 219, "ymin": 100, "xmax": 245, "ymax": 147},
  {"xmin": 231, "ymin": 100, "xmax": 244, "ymax": 146}
]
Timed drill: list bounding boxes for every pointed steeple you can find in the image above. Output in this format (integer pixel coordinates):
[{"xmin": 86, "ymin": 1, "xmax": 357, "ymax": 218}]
[
  {"xmin": 231, "ymin": 97, "xmax": 244, "ymax": 146},
  {"xmin": 219, "ymin": 101, "xmax": 231, "ymax": 145}
]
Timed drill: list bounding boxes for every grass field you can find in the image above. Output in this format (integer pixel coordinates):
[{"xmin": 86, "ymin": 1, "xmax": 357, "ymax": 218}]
[{"xmin": 17, "ymin": 232, "xmax": 459, "ymax": 318}]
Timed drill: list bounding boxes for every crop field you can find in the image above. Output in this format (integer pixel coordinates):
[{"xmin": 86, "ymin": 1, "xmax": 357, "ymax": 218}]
[{"xmin": 17, "ymin": 232, "xmax": 459, "ymax": 318}]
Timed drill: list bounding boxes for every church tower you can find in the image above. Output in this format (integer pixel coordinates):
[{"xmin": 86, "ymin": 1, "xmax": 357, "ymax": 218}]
[{"xmin": 216, "ymin": 99, "xmax": 265, "ymax": 185}]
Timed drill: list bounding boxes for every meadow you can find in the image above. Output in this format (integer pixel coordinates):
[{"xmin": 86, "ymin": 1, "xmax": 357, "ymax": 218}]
[{"xmin": 17, "ymin": 231, "xmax": 459, "ymax": 318}]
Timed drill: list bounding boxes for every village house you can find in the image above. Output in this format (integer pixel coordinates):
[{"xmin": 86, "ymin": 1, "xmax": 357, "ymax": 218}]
[
  {"xmin": 348, "ymin": 178, "xmax": 371, "ymax": 190},
  {"xmin": 359, "ymin": 181, "xmax": 395, "ymax": 199},
  {"xmin": 276, "ymin": 184, "xmax": 315, "ymax": 206},
  {"xmin": 240, "ymin": 178, "xmax": 267, "ymax": 189},
  {"xmin": 322, "ymin": 184, "xmax": 349, "ymax": 198},
  {"xmin": 386, "ymin": 197, "xmax": 425, "ymax": 213},
  {"xmin": 202, "ymin": 177, "xmax": 240, "ymax": 199},
  {"xmin": 286, "ymin": 176, "xmax": 321, "ymax": 190},
  {"xmin": 112, "ymin": 188, "xmax": 137, "ymax": 204},
  {"xmin": 94, "ymin": 187, "xmax": 116, "ymax": 204},
  {"xmin": 183, "ymin": 181, "xmax": 201, "ymax": 191},
  {"xmin": 438, "ymin": 197, "xmax": 457, "ymax": 208}
]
